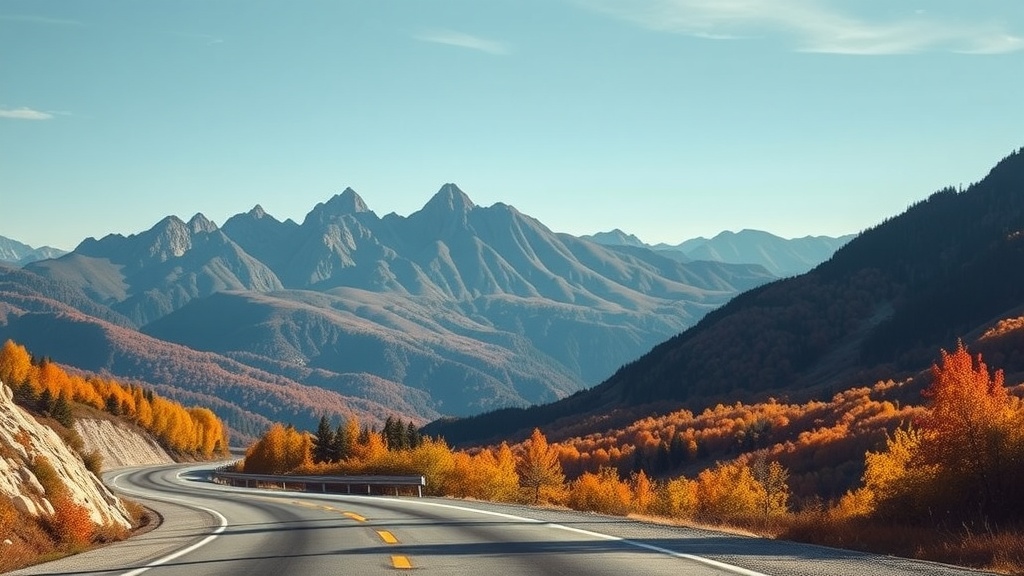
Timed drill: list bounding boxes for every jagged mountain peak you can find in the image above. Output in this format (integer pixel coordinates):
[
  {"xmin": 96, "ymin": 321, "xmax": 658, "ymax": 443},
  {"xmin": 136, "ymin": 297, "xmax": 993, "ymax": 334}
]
[
  {"xmin": 249, "ymin": 204, "xmax": 268, "ymax": 219},
  {"xmin": 424, "ymin": 183, "xmax": 476, "ymax": 213},
  {"xmin": 583, "ymin": 229, "xmax": 646, "ymax": 247},
  {"xmin": 303, "ymin": 187, "xmax": 372, "ymax": 226},
  {"xmin": 188, "ymin": 213, "xmax": 217, "ymax": 234}
]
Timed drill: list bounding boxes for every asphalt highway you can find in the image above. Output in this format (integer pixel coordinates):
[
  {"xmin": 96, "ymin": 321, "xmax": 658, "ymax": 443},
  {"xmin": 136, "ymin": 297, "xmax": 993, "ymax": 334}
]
[{"xmin": 6, "ymin": 463, "xmax": 998, "ymax": 576}]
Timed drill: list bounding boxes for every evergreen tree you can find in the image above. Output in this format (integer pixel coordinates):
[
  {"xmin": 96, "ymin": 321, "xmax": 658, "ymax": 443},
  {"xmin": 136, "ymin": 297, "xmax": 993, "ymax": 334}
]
[
  {"xmin": 313, "ymin": 415, "xmax": 335, "ymax": 464},
  {"xmin": 383, "ymin": 416, "xmax": 404, "ymax": 450},
  {"xmin": 105, "ymin": 394, "xmax": 121, "ymax": 416},
  {"xmin": 406, "ymin": 421, "xmax": 421, "ymax": 449},
  {"xmin": 38, "ymin": 388, "xmax": 54, "ymax": 416},
  {"xmin": 12, "ymin": 381, "xmax": 37, "ymax": 408},
  {"xmin": 52, "ymin": 392, "xmax": 74, "ymax": 428},
  {"xmin": 333, "ymin": 419, "xmax": 357, "ymax": 461}
]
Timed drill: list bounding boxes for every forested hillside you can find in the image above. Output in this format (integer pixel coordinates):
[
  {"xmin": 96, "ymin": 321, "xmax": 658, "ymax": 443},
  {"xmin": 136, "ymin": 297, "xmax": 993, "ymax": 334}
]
[{"xmin": 425, "ymin": 147, "xmax": 1024, "ymax": 445}]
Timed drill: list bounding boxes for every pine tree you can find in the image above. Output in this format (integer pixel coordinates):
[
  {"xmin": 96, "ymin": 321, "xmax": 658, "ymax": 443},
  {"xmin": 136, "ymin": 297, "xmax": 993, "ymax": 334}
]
[
  {"xmin": 52, "ymin": 392, "xmax": 74, "ymax": 428},
  {"xmin": 313, "ymin": 415, "xmax": 335, "ymax": 464},
  {"xmin": 406, "ymin": 421, "xmax": 421, "ymax": 448}
]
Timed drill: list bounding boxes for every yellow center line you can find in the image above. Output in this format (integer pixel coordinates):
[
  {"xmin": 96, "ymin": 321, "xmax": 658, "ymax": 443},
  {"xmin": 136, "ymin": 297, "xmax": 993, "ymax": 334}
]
[
  {"xmin": 344, "ymin": 512, "xmax": 367, "ymax": 522},
  {"xmin": 376, "ymin": 530, "xmax": 399, "ymax": 544},
  {"xmin": 391, "ymin": 555, "xmax": 413, "ymax": 569}
]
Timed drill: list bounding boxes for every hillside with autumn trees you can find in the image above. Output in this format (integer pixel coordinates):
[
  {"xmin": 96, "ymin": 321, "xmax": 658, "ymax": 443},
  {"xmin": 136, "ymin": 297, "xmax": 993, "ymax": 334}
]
[
  {"xmin": 0, "ymin": 339, "xmax": 228, "ymax": 459},
  {"xmin": 0, "ymin": 272, "xmax": 427, "ymax": 443}
]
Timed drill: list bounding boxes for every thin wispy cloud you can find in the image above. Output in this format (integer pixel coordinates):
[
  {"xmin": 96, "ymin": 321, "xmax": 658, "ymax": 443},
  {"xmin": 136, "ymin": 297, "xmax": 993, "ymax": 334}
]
[
  {"xmin": 0, "ymin": 107, "xmax": 55, "ymax": 120},
  {"xmin": 579, "ymin": 0, "xmax": 1024, "ymax": 55},
  {"xmin": 169, "ymin": 31, "xmax": 225, "ymax": 46},
  {"xmin": 415, "ymin": 29, "xmax": 509, "ymax": 55}
]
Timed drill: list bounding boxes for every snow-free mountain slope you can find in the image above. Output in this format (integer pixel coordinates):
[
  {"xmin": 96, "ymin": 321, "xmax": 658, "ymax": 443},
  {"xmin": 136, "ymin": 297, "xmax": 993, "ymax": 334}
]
[
  {"xmin": 424, "ymin": 148, "xmax": 1024, "ymax": 445},
  {"xmin": 6, "ymin": 184, "xmax": 776, "ymax": 429}
]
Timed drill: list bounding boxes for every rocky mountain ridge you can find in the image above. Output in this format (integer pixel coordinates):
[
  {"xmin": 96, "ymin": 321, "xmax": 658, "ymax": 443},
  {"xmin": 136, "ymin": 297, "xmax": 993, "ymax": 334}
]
[{"xmin": 2, "ymin": 185, "xmax": 778, "ymax": 431}]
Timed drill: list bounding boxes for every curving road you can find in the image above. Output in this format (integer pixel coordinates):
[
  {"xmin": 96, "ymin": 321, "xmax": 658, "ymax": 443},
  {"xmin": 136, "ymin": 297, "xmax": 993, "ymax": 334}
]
[{"xmin": 8, "ymin": 463, "xmax": 996, "ymax": 576}]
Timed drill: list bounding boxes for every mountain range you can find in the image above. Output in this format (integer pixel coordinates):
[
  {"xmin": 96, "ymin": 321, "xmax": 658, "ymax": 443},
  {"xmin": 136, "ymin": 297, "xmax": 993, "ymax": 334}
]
[
  {"xmin": 583, "ymin": 229, "xmax": 855, "ymax": 277},
  {"xmin": 0, "ymin": 184, "xmax": 798, "ymax": 438},
  {"xmin": 0, "ymin": 236, "xmax": 66, "ymax": 267},
  {"xmin": 425, "ymin": 147, "xmax": 1024, "ymax": 445}
]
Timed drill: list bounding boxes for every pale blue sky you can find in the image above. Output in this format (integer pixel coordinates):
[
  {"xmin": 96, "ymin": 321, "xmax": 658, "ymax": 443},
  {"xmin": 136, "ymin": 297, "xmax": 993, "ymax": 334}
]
[{"xmin": 2, "ymin": 1, "xmax": 1022, "ymax": 251}]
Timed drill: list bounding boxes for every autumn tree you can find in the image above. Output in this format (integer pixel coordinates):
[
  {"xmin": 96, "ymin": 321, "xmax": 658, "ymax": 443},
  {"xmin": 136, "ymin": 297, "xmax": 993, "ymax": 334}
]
[
  {"xmin": 242, "ymin": 423, "xmax": 312, "ymax": 474},
  {"xmin": 751, "ymin": 456, "xmax": 790, "ymax": 526},
  {"xmin": 696, "ymin": 462, "xmax": 762, "ymax": 522},
  {"xmin": 0, "ymin": 339, "xmax": 33, "ymax": 387},
  {"xmin": 858, "ymin": 426, "xmax": 934, "ymax": 521},
  {"xmin": 568, "ymin": 467, "xmax": 631, "ymax": 515},
  {"xmin": 851, "ymin": 344, "xmax": 1024, "ymax": 525},
  {"xmin": 631, "ymin": 470, "xmax": 655, "ymax": 515},
  {"xmin": 918, "ymin": 342, "xmax": 1019, "ymax": 521},
  {"xmin": 516, "ymin": 428, "xmax": 565, "ymax": 504}
]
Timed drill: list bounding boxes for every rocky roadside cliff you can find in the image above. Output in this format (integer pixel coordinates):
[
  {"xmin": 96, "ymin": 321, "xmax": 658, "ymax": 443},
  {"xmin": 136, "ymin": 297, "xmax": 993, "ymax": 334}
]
[
  {"xmin": 74, "ymin": 418, "xmax": 172, "ymax": 470},
  {"xmin": 0, "ymin": 379, "xmax": 132, "ymax": 529}
]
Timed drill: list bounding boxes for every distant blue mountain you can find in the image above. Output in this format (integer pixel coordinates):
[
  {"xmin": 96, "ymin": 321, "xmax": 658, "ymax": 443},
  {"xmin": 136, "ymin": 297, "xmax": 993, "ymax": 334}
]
[
  {"xmin": 586, "ymin": 228, "xmax": 855, "ymax": 277},
  {"xmin": 0, "ymin": 235, "xmax": 67, "ymax": 266}
]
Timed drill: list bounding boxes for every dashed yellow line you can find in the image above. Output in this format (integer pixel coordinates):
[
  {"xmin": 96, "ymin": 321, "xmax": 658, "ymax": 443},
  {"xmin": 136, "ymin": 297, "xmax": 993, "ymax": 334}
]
[
  {"xmin": 391, "ymin": 555, "xmax": 413, "ymax": 569},
  {"xmin": 376, "ymin": 530, "xmax": 399, "ymax": 544},
  {"xmin": 344, "ymin": 512, "xmax": 367, "ymax": 522}
]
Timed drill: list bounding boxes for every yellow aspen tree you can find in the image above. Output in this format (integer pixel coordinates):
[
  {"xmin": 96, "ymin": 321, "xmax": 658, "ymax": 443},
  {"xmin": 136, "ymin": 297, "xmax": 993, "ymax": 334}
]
[
  {"xmin": 408, "ymin": 437, "xmax": 456, "ymax": 495},
  {"xmin": 487, "ymin": 443, "xmax": 520, "ymax": 502},
  {"xmin": 658, "ymin": 476, "xmax": 699, "ymax": 519},
  {"xmin": 0, "ymin": 340, "xmax": 32, "ymax": 386},
  {"xmin": 751, "ymin": 457, "xmax": 790, "ymax": 525},
  {"xmin": 243, "ymin": 423, "xmax": 288, "ymax": 474},
  {"xmin": 696, "ymin": 462, "xmax": 761, "ymax": 522}
]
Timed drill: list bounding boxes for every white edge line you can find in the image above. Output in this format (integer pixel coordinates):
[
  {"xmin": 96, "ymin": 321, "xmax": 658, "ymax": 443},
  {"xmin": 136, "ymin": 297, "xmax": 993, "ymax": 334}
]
[
  {"xmin": 546, "ymin": 522, "xmax": 771, "ymax": 576},
  {"xmin": 110, "ymin": 471, "xmax": 229, "ymax": 576}
]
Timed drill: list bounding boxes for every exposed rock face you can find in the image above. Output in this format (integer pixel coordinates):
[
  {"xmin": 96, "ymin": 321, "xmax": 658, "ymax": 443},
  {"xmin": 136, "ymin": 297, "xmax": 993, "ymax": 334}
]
[
  {"xmin": 74, "ymin": 418, "xmax": 173, "ymax": 470},
  {"xmin": 0, "ymin": 380, "xmax": 131, "ymax": 529}
]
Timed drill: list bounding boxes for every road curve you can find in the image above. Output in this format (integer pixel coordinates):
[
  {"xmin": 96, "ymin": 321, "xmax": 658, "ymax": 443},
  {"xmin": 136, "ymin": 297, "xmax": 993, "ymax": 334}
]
[{"xmin": 8, "ymin": 463, "xmax": 997, "ymax": 576}]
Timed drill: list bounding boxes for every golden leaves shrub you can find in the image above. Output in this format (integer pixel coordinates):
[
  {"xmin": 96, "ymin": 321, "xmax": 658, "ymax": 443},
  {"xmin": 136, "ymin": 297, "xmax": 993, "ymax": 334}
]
[{"xmin": 47, "ymin": 494, "xmax": 94, "ymax": 547}]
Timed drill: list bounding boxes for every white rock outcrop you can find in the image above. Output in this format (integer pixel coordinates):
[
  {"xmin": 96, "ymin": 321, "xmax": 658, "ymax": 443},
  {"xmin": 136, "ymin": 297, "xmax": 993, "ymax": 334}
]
[
  {"xmin": 75, "ymin": 418, "xmax": 173, "ymax": 470},
  {"xmin": 0, "ymin": 380, "xmax": 132, "ymax": 529}
]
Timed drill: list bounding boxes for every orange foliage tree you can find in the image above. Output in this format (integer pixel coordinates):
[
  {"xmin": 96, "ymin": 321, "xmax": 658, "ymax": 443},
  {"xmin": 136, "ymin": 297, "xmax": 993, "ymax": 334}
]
[
  {"xmin": 567, "ymin": 467, "xmax": 631, "ymax": 515},
  {"xmin": 851, "ymin": 343, "xmax": 1024, "ymax": 525},
  {"xmin": 241, "ymin": 423, "xmax": 312, "ymax": 474},
  {"xmin": 516, "ymin": 428, "xmax": 566, "ymax": 504}
]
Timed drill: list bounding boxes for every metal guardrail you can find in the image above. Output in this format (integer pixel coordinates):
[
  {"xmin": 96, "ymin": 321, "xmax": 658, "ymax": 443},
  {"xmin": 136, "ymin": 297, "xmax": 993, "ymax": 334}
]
[{"xmin": 212, "ymin": 469, "xmax": 427, "ymax": 497}]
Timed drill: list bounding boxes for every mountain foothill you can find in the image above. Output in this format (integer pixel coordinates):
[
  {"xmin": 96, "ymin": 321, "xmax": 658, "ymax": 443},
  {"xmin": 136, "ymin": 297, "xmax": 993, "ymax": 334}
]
[{"xmin": 0, "ymin": 184, "xmax": 783, "ymax": 439}]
